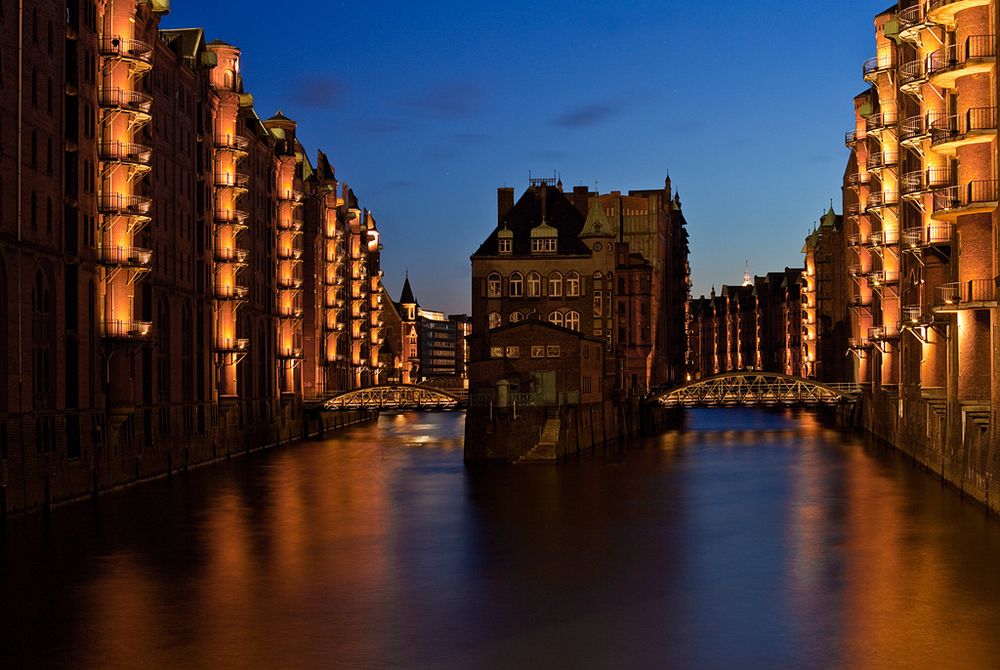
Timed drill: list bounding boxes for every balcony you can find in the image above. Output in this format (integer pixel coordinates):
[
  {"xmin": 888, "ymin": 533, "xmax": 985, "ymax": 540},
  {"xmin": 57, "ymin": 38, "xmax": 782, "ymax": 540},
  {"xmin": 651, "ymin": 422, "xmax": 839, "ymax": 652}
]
[
  {"xmin": 216, "ymin": 284, "xmax": 249, "ymax": 301},
  {"xmin": 866, "ymin": 151, "xmax": 898, "ymax": 172},
  {"xmin": 215, "ymin": 247, "xmax": 249, "ymax": 265},
  {"xmin": 213, "ymin": 134, "xmax": 250, "ymax": 154},
  {"xmin": 848, "ymin": 264, "xmax": 866, "ymax": 277},
  {"xmin": 98, "ymin": 87, "xmax": 153, "ymax": 115},
  {"xmin": 927, "ymin": 36, "xmax": 996, "ymax": 88},
  {"xmin": 930, "ymin": 107, "xmax": 997, "ymax": 154},
  {"xmin": 931, "ymin": 180, "xmax": 999, "ymax": 220},
  {"xmin": 277, "ymin": 347, "xmax": 304, "ymax": 360},
  {"xmin": 901, "ymin": 166, "xmax": 952, "ymax": 197},
  {"xmin": 277, "ymin": 216, "xmax": 304, "ymax": 232},
  {"xmin": 101, "ymin": 319, "xmax": 152, "ymax": 340},
  {"xmin": 98, "ymin": 193, "xmax": 152, "ymax": 217},
  {"xmin": 96, "ymin": 245, "xmax": 152, "ymax": 268},
  {"xmin": 867, "ymin": 229, "xmax": 899, "ymax": 247},
  {"xmin": 276, "ymin": 277, "xmax": 303, "ymax": 290},
  {"xmin": 277, "ymin": 247, "xmax": 303, "ymax": 261},
  {"xmin": 848, "ymin": 337, "xmax": 873, "ymax": 350},
  {"xmin": 216, "ymin": 338, "xmax": 249, "ymax": 353},
  {"xmin": 846, "ymin": 172, "xmax": 871, "ymax": 188},
  {"xmin": 277, "ymin": 190, "xmax": 303, "ymax": 203},
  {"xmin": 213, "ymin": 209, "xmax": 249, "ymax": 228},
  {"xmin": 846, "ymin": 202, "xmax": 865, "ymax": 217},
  {"xmin": 902, "ymin": 224, "xmax": 953, "ymax": 250},
  {"xmin": 935, "ymin": 279, "xmax": 997, "ymax": 311},
  {"xmin": 98, "ymin": 36, "xmax": 153, "ymax": 68},
  {"xmin": 866, "ymin": 191, "xmax": 898, "ymax": 213},
  {"xmin": 901, "ymin": 305, "xmax": 924, "ymax": 326},
  {"xmin": 898, "ymin": 4, "xmax": 929, "ymax": 42},
  {"xmin": 864, "ymin": 110, "xmax": 897, "ymax": 136},
  {"xmin": 847, "ymin": 233, "xmax": 866, "ymax": 248},
  {"xmin": 899, "ymin": 59, "xmax": 928, "ymax": 92},
  {"xmin": 99, "ymin": 141, "xmax": 152, "ymax": 168},
  {"xmin": 845, "ymin": 129, "xmax": 866, "ymax": 147},
  {"xmin": 863, "ymin": 55, "xmax": 895, "ymax": 81},
  {"xmin": 277, "ymin": 305, "xmax": 304, "ymax": 319},
  {"xmin": 926, "ymin": 0, "xmax": 992, "ymax": 28},
  {"xmin": 214, "ymin": 172, "xmax": 249, "ymax": 191},
  {"xmin": 850, "ymin": 294, "xmax": 873, "ymax": 309},
  {"xmin": 867, "ymin": 270, "xmax": 899, "ymax": 287},
  {"xmin": 899, "ymin": 115, "xmax": 930, "ymax": 147},
  {"xmin": 868, "ymin": 325, "xmax": 899, "ymax": 341}
]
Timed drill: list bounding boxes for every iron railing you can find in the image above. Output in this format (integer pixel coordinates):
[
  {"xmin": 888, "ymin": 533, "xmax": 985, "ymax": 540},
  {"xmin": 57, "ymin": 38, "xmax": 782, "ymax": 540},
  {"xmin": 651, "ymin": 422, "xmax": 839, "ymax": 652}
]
[
  {"xmin": 214, "ymin": 172, "xmax": 249, "ymax": 188},
  {"xmin": 213, "ymin": 134, "xmax": 250, "ymax": 151},
  {"xmin": 867, "ymin": 152, "xmax": 898, "ymax": 170},
  {"xmin": 96, "ymin": 245, "xmax": 152, "ymax": 267},
  {"xmin": 215, "ymin": 247, "xmax": 249, "ymax": 264},
  {"xmin": 936, "ymin": 279, "xmax": 996, "ymax": 307},
  {"xmin": 97, "ymin": 193, "xmax": 152, "ymax": 216},
  {"xmin": 101, "ymin": 319, "xmax": 152, "ymax": 338},
  {"xmin": 930, "ymin": 107, "xmax": 997, "ymax": 146},
  {"xmin": 98, "ymin": 36, "xmax": 153, "ymax": 63},
  {"xmin": 932, "ymin": 180, "xmax": 999, "ymax": 214},
  {"xmin": 866, "ymin": 191, "xmax": 899, "ymax": 209},
  {"xmin": 99, "ymin": 141, "xmax": 152, "ymax": 165},
  {"xmin": 903, "ymin": 224, "xmax": 952, "ymax": 247},
  {"xmin": 863, "ymin": 55, "xmax": 895, "ymax": 79},
  {"xmin": 927, "ymin": 35, "xmax": 995, "ymax": 78},
  {"xmin": 216, "ymin": 338, "xmax": 250, "ymax": 353},
  {"xmin": 98, "ymin": 87, "xmax": 152, "ymax": 113},
  {"xmin": 216, "ymin": 284, "xmax": 249, "ymax": 300}
]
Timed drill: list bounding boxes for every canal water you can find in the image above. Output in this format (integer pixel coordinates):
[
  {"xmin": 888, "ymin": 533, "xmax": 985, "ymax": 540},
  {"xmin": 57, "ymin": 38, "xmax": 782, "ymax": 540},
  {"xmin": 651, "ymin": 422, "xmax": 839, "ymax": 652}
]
[{"xmin": 4, "ymin": 409, "xmax": 1000, "ymax": 669}]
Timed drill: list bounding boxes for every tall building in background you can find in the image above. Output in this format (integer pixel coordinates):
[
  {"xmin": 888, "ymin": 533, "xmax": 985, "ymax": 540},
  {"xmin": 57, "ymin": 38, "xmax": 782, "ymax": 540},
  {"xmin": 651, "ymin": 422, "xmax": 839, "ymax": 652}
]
[
  {"xmin": 0, "ymin": 0, "xmax": 388, "ymax": 514},
  {"xmin": 838, "ymin": 0, "xmax": 998, "ymax": 498},
  {"xmin": 802, "ymin": 206, "xmax": 850, "ymax": 383}
]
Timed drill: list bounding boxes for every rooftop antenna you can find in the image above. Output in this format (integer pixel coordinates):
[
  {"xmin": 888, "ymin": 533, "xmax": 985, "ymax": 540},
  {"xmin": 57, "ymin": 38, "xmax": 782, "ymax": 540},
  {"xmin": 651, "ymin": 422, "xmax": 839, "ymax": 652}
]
[{"xmin": 743, "ymin": 259, "xmax": 752, "ymax": 287}]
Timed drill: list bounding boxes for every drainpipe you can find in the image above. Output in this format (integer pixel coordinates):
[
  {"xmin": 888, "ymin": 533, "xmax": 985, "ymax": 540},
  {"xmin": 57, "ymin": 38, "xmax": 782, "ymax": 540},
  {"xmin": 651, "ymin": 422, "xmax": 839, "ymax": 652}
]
[{"xmin": 16, "ymin": 0, "xmax": 24, "ymax": 509}]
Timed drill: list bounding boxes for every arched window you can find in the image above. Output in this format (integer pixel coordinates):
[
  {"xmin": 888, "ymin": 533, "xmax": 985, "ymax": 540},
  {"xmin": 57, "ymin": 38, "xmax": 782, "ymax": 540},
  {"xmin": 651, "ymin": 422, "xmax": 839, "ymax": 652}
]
[
  {"xmin": 593, "ymin": 271, "xmax": 603, "ymax": 281},
  {"xmin": 509, "ymin": 272, "xmax": 523, "ymax": 298},
  {"xmin": 31, "ymin": 267, "xmax": 54, "ymax": 408},
  {"xmin": 566, "ymin": 272, "xmax": 581, "ymax": 297},
  {"xmin": 487, "ymin": 272, "xmax": 502, "ymax": 298},
  {"xmin": 527, "ymin": 271, "xmax": 541, "ymax": 297},
  {"xmin": 488, "ymin": 312, "xmax": 502, "ymax": 330},
  {"xmin": 510, "ymin": 311, "xmax": 524, "ymax": 323},
  {"xmin": 565, "ymin": 310, "xmax": 581, "ymax": 332},
  {"xmin": 548, "ymin": 272, "xmax": 563, "ymax": 297},
  {"xmin": 549, "ymin": 311, "xmax": 564, "ymax": 327}
]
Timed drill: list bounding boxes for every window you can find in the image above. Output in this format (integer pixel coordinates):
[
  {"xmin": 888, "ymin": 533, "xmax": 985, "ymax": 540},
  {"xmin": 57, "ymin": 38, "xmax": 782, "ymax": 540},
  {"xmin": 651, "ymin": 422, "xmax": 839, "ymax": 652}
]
[
  {"xmin": 508, "ymin": 272, "xmax": 523, "ymax": 297},
  {"xmin": 544, "ymin": 238, "xmax": 557, "ymax": 253},
  {"xmin": 548, "ymin": 272, "xmax": 562, "ymax": 297},
  {"xmin": 566, "ymin": 311, "xmax": 581, "ymax": 332},
  {"xmin": 510, "ymin": 311, "xmax": 524, "ymax": 323},
  {"xmin": 498, "ymin": 237, "xmax": 512, "ymax": 254},
  {"xmin": 531, "ymin": 238, "xmax": 543, "ymax": 254},
  {"xmin": 490, "ymin": 346, "xmax": 504, "ymax": 359},
  {"xmin": 31, "ymin": 268, "xmax": 54, "ymax": 408},
  {"xmin": 488, "ymin": 312, "xmax": 502, "ymax": 330},
  {"xmin": 505, "ymin": 346, "xmax": 520, "ymax": 359},
  {"xmin": 527, "ymin": 272, "xmax": 541, "ymax": 297},
  {"xmin": 549, "ymin": 311, "xmax": 564, "ymax": 327},
  {"xmin": 566, "ymin": 272, "xmax": 580, "ymax": 297},
  {"xmin": 583, "ymin": 377, "xmax": 592, "ymax": 393},
  {"xmin": 46, "ymin": 77, "xmax": 52, "ymax": 114},
  {"xmin": 546, "ymin": 345, "xmax": 561, "ymax": 358},
  {"xmin": 531, "ymin": 345, "xmax": 545, "ymax": 359},
  {"xmin": 487, "ymin": 272, "xmax": 501, "ymax": 298},
  {"xmin": 593, "ymin": 291, "xmax": 603, "ymax": 318}
]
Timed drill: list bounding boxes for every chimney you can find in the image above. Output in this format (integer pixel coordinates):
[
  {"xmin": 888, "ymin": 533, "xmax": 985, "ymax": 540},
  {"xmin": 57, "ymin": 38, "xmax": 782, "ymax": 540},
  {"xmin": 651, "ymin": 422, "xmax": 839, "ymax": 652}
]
[{"xmin": 498, "ymin": 187, "xmax": 515, "ymax": 225}]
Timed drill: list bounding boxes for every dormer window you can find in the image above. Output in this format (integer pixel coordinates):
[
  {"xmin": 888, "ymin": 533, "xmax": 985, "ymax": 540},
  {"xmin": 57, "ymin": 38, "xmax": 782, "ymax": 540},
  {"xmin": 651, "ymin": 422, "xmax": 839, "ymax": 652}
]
[
  {"xmin": 499, "ymin": 238, "xmax": 512, "ymax": 254},
  {"xmin": 530, "ymin": 220, "xmax": 558, "ymax": 255}
]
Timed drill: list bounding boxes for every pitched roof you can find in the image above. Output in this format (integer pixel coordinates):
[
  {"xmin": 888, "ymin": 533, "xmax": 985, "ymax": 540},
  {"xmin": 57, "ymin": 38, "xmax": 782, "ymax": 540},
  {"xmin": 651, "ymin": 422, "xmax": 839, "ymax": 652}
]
[
  {"xmin": 472, "ymin": 186, "xmax": 591, "ymax": 258},
  {"xmin": 399, "ymin": 275, "xmax": 416, "ymax": 305}
]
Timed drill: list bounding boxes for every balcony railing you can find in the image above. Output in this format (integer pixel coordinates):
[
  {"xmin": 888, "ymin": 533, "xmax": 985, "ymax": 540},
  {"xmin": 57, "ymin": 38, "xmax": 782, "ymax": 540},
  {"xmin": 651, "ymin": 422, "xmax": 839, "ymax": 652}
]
[
  {"xmin": 98, "ymin": 193, "xmax": 152, "ymax": 216},
  {"xmin": 849, "ymin": 264, "xmax": 864, "ymax": 277},
  {"xmin": 899, "ymin": 59, "xmax": 927, "ymax": 88},
  {"xmin": 926, "ymin": 0, "xmax": 993, "ymax": 24},
  {"xmin": 213, "ymin": 209, "xmax": 249, "ymax": 225},
  {"xmin": 845, "ymin": 129, "xmax": 866, "ymax": 146},
  {"xmin": 867, "ymin": 229, "xmax": 899, "ymax": 246},
  {"xmin": 930, "ymin": 107, "xmax": 997, "ymax": 147},
  {"xmin": 863, "ymin": 55, "xmax": 895, "ymax": 80},
  {"xmin": 850, "ymin": 294, "xmax": 873, "ymax": 308},
  {"xmin": 846, "ymin": 202, "xmax": 864, "ymax": 216},
  {"xmin": 901, "ymin": 166, "xmax": 952, "ymax": 195},
  {"xmin": 927, "ymin": 36, "xmax": 995, "ymax": 79},
  {"xmin": 846, "ymin": 172, "xmax": 871, "ymax": 188},
  {"xmin": 866, "ymin": 191, "xmax": 899, "ymax": 210},
  {"xmin": 865, "ymin": 110, "xmax": 897, "ymax": 133},
  {"xmin": 98, "ymin": 87, "xmax": 152, "ymax": 114},
  {"xmin": 214, "ymin": 172, "xmax": 250, "ymax": 189},
  {"xmin": 277, "ymin": 247, "xmax": 303, "ymax": 261},
  {"xmin": 848, "ymin": 337, "xmax": 873, "ymax": 349},
  {"xmin": 216, "ymin": 338, "xmax": 249, "ymax": 353},
  {"xmin": 101, "ymin": 319, "xmax": 152, "ymax": 339},
  {"xmin": 901, "ymin": 305, "xmax": 924, "ymax": 325},
  {"xmin": 847, "ymin": 233, "xmax": 866, "ymax": 247},
  {"xmin": 98, "ymin": 36, "xmax": 153, "ymax": 64},
  {"xmin": 213, "ymin": 134, "xmax": 250, "ymax": 152},
  {"xmin": 99, "ymin": 140, "xmax": 152, "ymax": 166},
  {"xmin": 867, "ymin": 270, "xmax": 899, "ymax": 286},
  {"xmin": 932, "ymin": 180, "xmax": 999, "ymax": 215},
  {"xmin": 898, "ymin": 4, "xmax": 926, "ymax": 34},
  {"xmin": 867, "ymin": 152, "xmax": 898, "ymax": 171},
  {"xmin": 277, "ymin": 306, "xmax": 304, "ymax": 319},
  {"xmin": 899, "ymin": 115, "xmax": 929, "ymax": 144},
  {"xmin": 277, "ymin": 217, "xmax": 304, "ymax": 232},
  {"xmin": 215, "ymin": 247, "xmax": 249, "ymax": 264},
  {"xmin": 277, "ymin": 190, "xmax": 303, "ymax": 203},
  {"xmin": 936, "ymin": 279, "xmax": 996, "ymax": 308},
  {"xmin": 276, "ymin": 277, "xmax": 303, "ymax": 290},
  {"xmin": 96, "ymin": 245, "xmax": 152, "ymax": 267},
  {"xmin": 277, "ymin": 347, "xmax": 304, "ymax": 360},
  {"xmin": 216, "ymin": 284, "xmax": 249, "ymax": 300},
  {"xmin": 903, "ymin": 224, "xmax": 953, "ymax": 248}
]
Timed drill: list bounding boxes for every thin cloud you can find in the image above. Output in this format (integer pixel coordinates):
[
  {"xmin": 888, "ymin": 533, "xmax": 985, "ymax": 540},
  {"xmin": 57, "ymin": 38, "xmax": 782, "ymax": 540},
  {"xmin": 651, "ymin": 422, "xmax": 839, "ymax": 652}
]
[
  {"xmin": 406, "ymin": 82, "xmax": 485, "ymax": 119},
  {"xmin": 290, "ymin": 75, "xmax": 347, "ymax": 108},
  {"xmin": 553, "ymin": 102, "xmax": 620, "ymax": 128}
]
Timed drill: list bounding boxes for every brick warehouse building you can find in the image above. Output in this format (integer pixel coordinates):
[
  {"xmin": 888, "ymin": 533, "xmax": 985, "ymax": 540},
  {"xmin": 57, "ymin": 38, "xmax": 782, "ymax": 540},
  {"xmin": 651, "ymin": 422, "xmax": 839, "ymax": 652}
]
[{"xmin": 0, "ymin": 0, "xmax": 386, "ymax": 513}]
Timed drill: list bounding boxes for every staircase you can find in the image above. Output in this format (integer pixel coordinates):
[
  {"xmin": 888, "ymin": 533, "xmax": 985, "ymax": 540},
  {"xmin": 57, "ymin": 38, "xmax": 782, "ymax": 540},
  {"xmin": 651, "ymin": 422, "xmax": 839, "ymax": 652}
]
[{"xmin": 516, "ymin": 408, "xmax": 561, "ymax": 463}]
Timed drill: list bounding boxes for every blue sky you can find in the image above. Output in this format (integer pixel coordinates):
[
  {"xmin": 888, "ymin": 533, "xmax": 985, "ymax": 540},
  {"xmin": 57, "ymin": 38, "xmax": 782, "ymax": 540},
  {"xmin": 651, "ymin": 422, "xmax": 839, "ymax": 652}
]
[{"xmin": 162, "ymin": 1, "xmax": 885, "ymax": 314}]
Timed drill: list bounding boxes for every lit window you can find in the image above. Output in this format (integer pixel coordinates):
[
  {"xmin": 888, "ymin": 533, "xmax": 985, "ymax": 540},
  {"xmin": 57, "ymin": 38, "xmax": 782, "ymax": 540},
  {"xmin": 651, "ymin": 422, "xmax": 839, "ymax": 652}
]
[
  {"xmin": 531, "ymin": 345, "xmax": 546, "ymax": 359},
  {"xmin": 510, "ymin": 311, "xmax": 524, "ymax": 323},
  {"xmin": 566, "ymin": 272, "xmax": 580, "ymax": 297},
  {"xmin": 549, "ymin": 311, "xmax": 564, "ymax": 327},
  {"xmin": 546, "ymin": 345, "xmax": 561, "ymax": 358},
  {"xmin": 593, "ymin": 291, "xmax": 603, "ymax": 317},
  {"xmin": 499, "ymin": 238, "xmax": 512, "ymax": 254},
  {"xmin": 506, "ymin": 346, "xmax": 519, "ymax": 359},
  {"xmin": 549, "ymin": 272, "xmax": 563, "ymax": 297},
  {"xmin": 488, "ymin": 312, "xmax": 502, "ymax": 329},
  {"xmin": 527, "ymin": 272, "xmax": 541, "ymax": 297},
  {"xmin": 566, "ymin": 311, "xmax": 580, "ymax": 332},
  {"xmin": 490, "ymin": 346, "xmax": 505, "ymax": 359},
  {"xmin": 509, "ymin": 273, "xmax": 523, "ymax": 297},
  {"xmin": 544, "ymin": 238, "xmax": 557, "ymax": 253},
  {"xmin": 487, "ymin": 273, "xmax": 501, "ymax": 298}
]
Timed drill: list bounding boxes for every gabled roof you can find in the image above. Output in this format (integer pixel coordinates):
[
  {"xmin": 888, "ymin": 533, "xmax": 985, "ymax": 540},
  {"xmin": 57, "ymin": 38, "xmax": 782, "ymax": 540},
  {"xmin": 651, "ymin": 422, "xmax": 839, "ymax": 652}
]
[
  {"xmin": 580, "ymin": 199, "xmax": 614, "ymax": 238},
  {"xmin": 400, "ymin": 274, "xmax": 417, "ymax": 305},
  {"xmin": 472, "ymin": 186, "xmax": 591, "ymax": 258},
  {"xmin": 160, "ymin": 28, "xmax": 204, "ymax": 61}
]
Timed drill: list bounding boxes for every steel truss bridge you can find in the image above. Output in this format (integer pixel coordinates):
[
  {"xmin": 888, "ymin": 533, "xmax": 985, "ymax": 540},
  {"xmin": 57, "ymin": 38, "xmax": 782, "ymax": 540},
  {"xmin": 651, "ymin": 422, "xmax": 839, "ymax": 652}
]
[
  {"xmin": 654, "ymin": 372, "xmax": 862, "ymax": 408},
  {"xmin": 322, "ymin": 384, "xmax": 462, "ymax": 411}
]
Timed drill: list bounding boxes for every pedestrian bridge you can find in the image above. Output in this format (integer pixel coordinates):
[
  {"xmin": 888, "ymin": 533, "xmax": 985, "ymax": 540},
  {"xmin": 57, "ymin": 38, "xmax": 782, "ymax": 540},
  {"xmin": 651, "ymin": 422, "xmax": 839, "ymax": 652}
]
[
  {"xmin": 654, "ymin": 372, "xmax": 863, "ymax": 408},
  {"xmin": 322, "ymin": 384, "xmax": 462, "ymax": 411}
]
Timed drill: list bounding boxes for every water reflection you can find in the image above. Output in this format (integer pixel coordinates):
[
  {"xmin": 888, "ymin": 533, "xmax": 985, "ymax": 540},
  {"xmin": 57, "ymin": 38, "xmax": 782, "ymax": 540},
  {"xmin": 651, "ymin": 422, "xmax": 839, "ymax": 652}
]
[{"xmin": 3, "ymin": 410, "xmax": 1000, "ymax": 668}]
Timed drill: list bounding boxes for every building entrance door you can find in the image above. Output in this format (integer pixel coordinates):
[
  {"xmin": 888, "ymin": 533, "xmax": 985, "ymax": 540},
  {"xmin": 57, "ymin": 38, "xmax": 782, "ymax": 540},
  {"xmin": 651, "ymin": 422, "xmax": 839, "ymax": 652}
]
[{"xmin": 531, "ymin": 370, "xmax": 557, "ymax": 405}]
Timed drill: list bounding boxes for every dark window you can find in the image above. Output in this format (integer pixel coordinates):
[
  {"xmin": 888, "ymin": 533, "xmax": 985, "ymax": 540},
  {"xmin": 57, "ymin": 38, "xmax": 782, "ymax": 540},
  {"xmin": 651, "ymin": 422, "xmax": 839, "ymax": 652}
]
[
  {"xmin": 46, "ymin": 197, "xmax": 52, "ymax": 232},
  {"xmin": 46, "ymin": 77, "xmax": 52, "ymax": 114},
  {"xmin": 30, "ymin": 131, "xmax": 36, "ymax": 167},
  {"xmin": 31, "ymin": 268, "xmax": 54, "ymax": 409},
  {"xmin": 47, "ymin": 19, "xmax": 53, "ymax": 55},
  {"xmin": 31, "ymin": 68, "xmax": 37, "ymax": 106},
  {"xmin": 46, "ymin": 137, "xmax": 52, "ymax": 174},
  {"xmin": 30, "ymin": 191, "xmax": 37, "ymax": 229}
]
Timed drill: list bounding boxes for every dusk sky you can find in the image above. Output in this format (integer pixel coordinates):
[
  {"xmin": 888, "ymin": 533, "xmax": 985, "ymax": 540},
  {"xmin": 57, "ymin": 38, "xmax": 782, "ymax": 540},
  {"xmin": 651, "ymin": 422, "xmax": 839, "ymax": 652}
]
[{"xmin": 163, "ymin": 1, "xmax": 886, "ymax": 315}]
